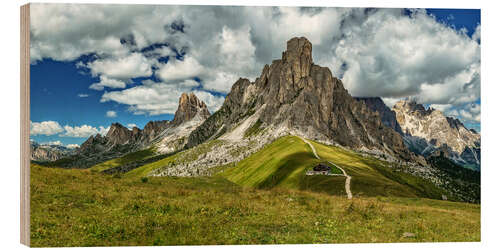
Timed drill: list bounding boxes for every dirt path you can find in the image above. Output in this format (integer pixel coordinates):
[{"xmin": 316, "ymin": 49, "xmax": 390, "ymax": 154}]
[{"xmin": 300, "ymin": 137, "xmax": 353, "ymax": 199}]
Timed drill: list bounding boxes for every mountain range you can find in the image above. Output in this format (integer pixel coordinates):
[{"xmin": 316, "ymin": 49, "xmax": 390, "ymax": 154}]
[
  {"xmin": 30, "ymin": 141, "xmax": 76, "ymax": 162},
  {"xmin": 31, "ymin": 37, "xmax": 480, "ymax": 201},
  {"xmin": 356, "ymin": 97, "xmax": 480, "ymax": 170}
]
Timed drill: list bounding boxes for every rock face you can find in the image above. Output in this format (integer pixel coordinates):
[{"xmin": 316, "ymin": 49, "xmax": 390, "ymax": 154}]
[
  {"xmin": 355, "ymin": 97, "xmax": 403, "ymax": 135},
  {"xmin": 172, "ymin": 93, "xmax": 211, "ymax": 126},
  {"xmin": 31, "ymin": 141, "xmax": 76, "ymax": 162},
  {"xmin": 187, "ymin": 37, "xmax": 411, "ymax": 160},
  {"xmin": 106, "ymin": 123, "xmax": 136, "ymax": 145},
  {"xmin": 392, "ymin": 100, "xmax": 480, "ymax": 169},
  {"xmin": 72, "ymin": 92, "xmax": 210, "ymax": 167},
  {"xmin": 142, "ymin": 120, "xmax": 170, "ymax": 142}
]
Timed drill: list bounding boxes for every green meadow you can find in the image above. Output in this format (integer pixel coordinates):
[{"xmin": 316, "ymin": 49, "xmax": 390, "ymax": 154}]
[{"xmin": 31, "ymin": 136, "xmax": 480, "ymax": 246}]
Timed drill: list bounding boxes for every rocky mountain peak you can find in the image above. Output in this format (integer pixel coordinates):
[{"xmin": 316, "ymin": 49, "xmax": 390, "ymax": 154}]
[
  {"xmin": 106, "ymin": 122, "xmax": 133, "ymax": 145},
  {"xmin": 392, "ymin": 99, "xmax": 480, "ymax": 168},
  {"xmin": 132, "ymin": 126, "xmax": 141, "ymax": 136},
  {"xmin": 172, "ymin": 92, "xmax": 210, "ymax": 126},
  {"xmin": 282, "ymin": 37, "xmax": 313, "ymax": 82},
  {"xmin": 187, "ymin": 36, "xmax": 411, "ymax": 161},
  {"xmin": 394, "ymin": 100, "xmax": 431, "ymax": 115}
]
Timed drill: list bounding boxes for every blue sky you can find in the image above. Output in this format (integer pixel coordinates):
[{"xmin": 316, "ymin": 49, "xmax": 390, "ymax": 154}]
[
  {"xmin": 426, "ymin": 9, "xmax": 480, "ymax": 39},
  {"xmin": 29, "ymin": 5, "xmax": 481, "ymax": 147}
]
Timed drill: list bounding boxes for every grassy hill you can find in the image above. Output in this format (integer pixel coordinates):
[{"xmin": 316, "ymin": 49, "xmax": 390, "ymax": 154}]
[
  {"xmin": 90, "ymin": 147, "xmax": 157, "ymax": 172},
  {"xmin": 31, "ymin": 164, "xmax": 480, "ymax": 246},
  {"xmin": 222, "ymin": 136, "xmax": 446, "ymax": 200},
  {"xmin": 221, "ymin": 136, "xmax": 346, "ymax": 196}
]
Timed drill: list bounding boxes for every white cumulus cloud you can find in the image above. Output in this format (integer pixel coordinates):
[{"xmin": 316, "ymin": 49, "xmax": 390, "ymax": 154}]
[
  {"xmin": 41, "ymin": 140, "xmax": 63, "ymax": 146},
  {"xmin": 106, "ymin": 110, "xmax": 117, "ymax": 118},
  {"xmin": 101, "ymin": 80, "xmax": 224, "ymax": 115},
  {"xmin": 61, "ymin": 124, "xmax": 110, "ymax": 138},
  {"xmin": 29, "ymin": 5, "xmax": 480, "ymax": 129},
  {"xmin": 156, "ymin": 56, "xmax": 204, "ymax": 83},
  {"xmin": 87, "ymin": 52, "xmax": 153, "ymax": 80},
  {"xmin": 30, "ymin": 121, "xmax": 64, "ymax": 136},
  {"xmin": 90, "ymin": 76, "xmax": 127, "ymax": 91}
]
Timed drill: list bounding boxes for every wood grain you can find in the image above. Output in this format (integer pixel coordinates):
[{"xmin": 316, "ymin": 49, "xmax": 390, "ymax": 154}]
[{"xmin": 20, "ymin": 3, "xmax": 30, "ymax": 246}]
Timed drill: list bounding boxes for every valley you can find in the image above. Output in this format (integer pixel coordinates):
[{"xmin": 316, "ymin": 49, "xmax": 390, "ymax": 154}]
[{"xmin": 29, "ymin": 36, "xmax": 481, "ymax": 245}]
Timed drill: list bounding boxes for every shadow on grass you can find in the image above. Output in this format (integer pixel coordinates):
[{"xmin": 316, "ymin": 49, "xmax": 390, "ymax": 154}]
[
  {"xmin": 255, "ymin": 152, "xmax": 346, "ymax": 196},
  {"xmin": 257, "ymin": 152, "xmax": 314, "ymax": 189}
]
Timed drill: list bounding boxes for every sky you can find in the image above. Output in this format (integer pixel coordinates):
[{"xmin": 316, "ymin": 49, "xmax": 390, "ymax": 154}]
[{"xmin": 29, "ymin": 4, "xmax": 481, "ymax": 147}]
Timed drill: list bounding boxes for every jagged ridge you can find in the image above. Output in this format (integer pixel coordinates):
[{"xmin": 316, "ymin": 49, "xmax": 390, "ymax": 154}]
[
  {"xmin": 187, "ymin": 37, "xmax": 411, "ymax": 160},
  {"xmin": 392, "ymin": 100, "xmax": 480, "ymax": 169}
]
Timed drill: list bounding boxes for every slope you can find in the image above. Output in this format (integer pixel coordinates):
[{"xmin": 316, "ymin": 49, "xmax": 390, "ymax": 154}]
[
  {"xmin": 90, "ymin": 147, "xmax": 157, "ymax": 172},
  {"xmin": 222, "ymin": 136, "xmax": 446, "ymax": 200},
  {"xmin": 30, "ymin": 163, "xmax": 480, "ymax": 246},
  {"xmin": 309, "ymin": 140, "xmax": 445, "ymax": 199}
]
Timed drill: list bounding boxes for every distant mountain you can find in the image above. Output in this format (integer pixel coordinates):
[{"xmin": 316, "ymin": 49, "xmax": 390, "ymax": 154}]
[
  {"xmin": 186, "ymin": 37, "xmax": 413, "ymax": 162},
  {"xmin": 60, "ymin": 92, "xmax": 210, "ymax": 168},
  {"xmin": 30, "ymin": 141, "xmax": 76, "ymax": 162},
  {"xmin": 354, "ymin": 97, "xmax": 403, "ymax": 135},
  {"xmin": 392, "ymin": 100, "xmax": 480, "ymax": 170}
]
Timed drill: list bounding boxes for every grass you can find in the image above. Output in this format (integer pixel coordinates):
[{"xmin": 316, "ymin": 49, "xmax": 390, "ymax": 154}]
[
  {"xmin": 222, "ymin": 136, "xmax": 350, "ymax": 196},
  {"xmin": 90, "ymin": 147, "xmax": 157, "ymax": 172},
  {"xmin": 309, "ymin": 140, "xmax": 447, "ymax": 199},
  {"xmin": 124, "ymin": 139, "xmax": 224, "ymax": 178},
  {"xmin": 31, "ymin": 163, "xmax": 480, "ymax": 246},
  {"xmin": 222, "ymin": 136, "xmax": 447, "ymax": 199},
  {"xmin": 124, "ymin": 153, "xmax": 179, "ymax": 178}
]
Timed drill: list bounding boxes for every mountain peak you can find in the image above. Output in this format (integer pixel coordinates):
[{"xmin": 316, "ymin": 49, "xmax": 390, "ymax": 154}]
[
  {"xmin": 282, "ymin": 37, "xmax": 313, "ymax": 82},
  {"xmin": 394, "ymin": 100, "xmax": 428, "ymax": 113},
  {"xmin": 172, "ymin": 92, "xmax": 210, "ymax": 125},
  {"xmin": 106, "ymin": 122, "xmax": 133, "ymax": 145},
  {"xmin": 187, "ymin": 36, "xmax": 410, "ymax": 161},
  {"xmin": 283, "ymin": 37, "xmax": 312, "ymax": 60},
  {"xmin": 392, "ymin": 99, "xmax": 480, "ymax": 166}
]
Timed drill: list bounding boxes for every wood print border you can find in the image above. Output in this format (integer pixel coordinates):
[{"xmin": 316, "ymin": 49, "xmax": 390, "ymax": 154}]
[{"xmin": 20, "ymin": 3, "xmax": 30, "ymax": 246}]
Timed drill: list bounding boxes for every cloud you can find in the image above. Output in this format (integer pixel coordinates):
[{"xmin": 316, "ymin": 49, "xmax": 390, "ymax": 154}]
[
  {"xmin": 77, "ymin": 93, "xmax": 89, "ymax": 98},
  {"xmin": 42, "ymin": 141, "xmax": 81, "ymax": 149},
  {"xmin": 459, "ymin": 103, "xmax": 481, "ymax": 123},
  {"xmin": 66, "ymin": 144, "xmax": 80, "ymax": 149},
  {"xmin": 29, "ymin": 4, "xmax": 175, "ymax": 62},
  {"xmin": 416, "ymin": 63, "xmax": 480, "ymax": 105},
  {"xmin": 87, "ymin": 52, "xmax": 153, "ymax": 80},
  {"xmin": 30, "ymin": 5, "xmax": 480, "ymax": 128},
  {"xmin": 447, "ymin": 110, "xmax": 459, "ymax": 117},
  {"xmin": 156, "ymin": 56, "xmax": 204, "ymax": 82},
  {"xmin": 30, "ymin": 121, "xmax": 64, "ymax": 135},
  {"xmin": 472, "ymin": 25, "xmax": 480, "ymax": 42},
  {"xmin": 30, "ymin": 5, "xmax": 347, "ymax": 94},
  {"xmin": 30, "ymin": 120, "xmax": 111, "ymax": 138},
  {"xmin": 429, "ymin": 104, "xmax": 453, "ymax": 112},
  {"xmin": 330, "ymin": 9, "xmax": 480, "ymax": 105},
  {"xmin": 106, "ymin": 110, "xmax": 117, "ymax": 118},
  {"xmin": 90, "ymin": 76, "xmax": 127, "ymax": 90},
  {"xmin": 434, "ymin": 102, "xmax": 480, "ymax": 125},
  {"xmin": 41, "ymin": 140, "xmax": 63, "ymax": 146},
  {"xmin": 127, "ymin": 123, "xmax": 137, "ymax": 129},
  {"xmin": 101, "ymin": 80, "xmax": 224, "ymax": 115},
  {"xmin": 61, "ymin": 124, "xmax": 110, "ymax": 137}
]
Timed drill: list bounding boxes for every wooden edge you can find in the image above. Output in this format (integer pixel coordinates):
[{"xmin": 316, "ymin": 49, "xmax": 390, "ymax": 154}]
[{"xmin": 20, "ymin": 3, "xmax": 30, "ymax": 246}]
